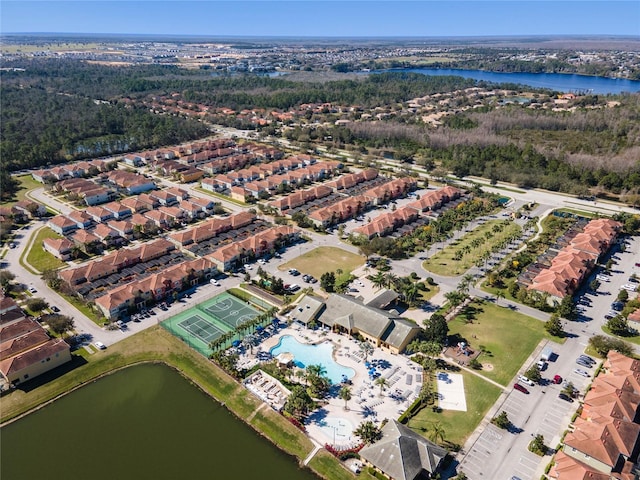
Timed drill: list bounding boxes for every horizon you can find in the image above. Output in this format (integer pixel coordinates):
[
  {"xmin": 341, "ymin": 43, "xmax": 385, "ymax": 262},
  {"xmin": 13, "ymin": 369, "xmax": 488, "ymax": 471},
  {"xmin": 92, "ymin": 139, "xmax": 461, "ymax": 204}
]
[{"xmin": 2, "ymin": 1, "xmax": 639, "ymax": 37}]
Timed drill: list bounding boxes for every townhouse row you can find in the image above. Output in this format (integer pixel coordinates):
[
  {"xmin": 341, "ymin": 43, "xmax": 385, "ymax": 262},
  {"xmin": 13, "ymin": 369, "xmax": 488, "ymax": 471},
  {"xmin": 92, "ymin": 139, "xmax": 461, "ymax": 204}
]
[
  {"xmin": 352, "ymin": 185, "xmax": 464, "ymax": 239},
  {"xmin": 550, "ymin": 350, "xmax": 640, "ymax": 480},
  {"xmin": 92, "ymin": 225, "xmax": 300, "ymax": 320},
  {"xmin": 45, "ymin": 189, "xmax": 218, "ymax": 259},
  {"xmin": 526, "ymin": 218, "xmax": 623, "ymax": 304}
]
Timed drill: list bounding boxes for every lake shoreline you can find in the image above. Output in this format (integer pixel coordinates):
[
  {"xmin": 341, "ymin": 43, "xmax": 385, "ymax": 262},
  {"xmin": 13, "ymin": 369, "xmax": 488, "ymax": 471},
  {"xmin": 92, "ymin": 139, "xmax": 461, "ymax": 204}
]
[{"xmin": 0, "ymin": 327, "xmax": 354, "ymax": 479}]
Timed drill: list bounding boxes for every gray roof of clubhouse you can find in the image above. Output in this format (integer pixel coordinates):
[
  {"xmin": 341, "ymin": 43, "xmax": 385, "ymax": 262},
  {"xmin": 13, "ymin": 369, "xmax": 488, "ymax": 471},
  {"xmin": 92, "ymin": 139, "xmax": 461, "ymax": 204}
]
[
  {"xmin": 290, "ymin": 295, "xmax": 325, "ymax": 325},
  {"xmin": 381, "ymin": 318, "xmax": 421, "ymax": 350},
  {"xmin": 364, "ymin": 289, "xmax": 399, "ymax": 310},
  {"xmin": 359, "ymin": 419, "xmax": 447, "ymax": 480},
  {"xmin": 320, "ymin": 294, "xmax": 399, "ymax": 339},
  {"xmin": 314, "ymin": 294, "xmax": 420, "ymax": 350}
]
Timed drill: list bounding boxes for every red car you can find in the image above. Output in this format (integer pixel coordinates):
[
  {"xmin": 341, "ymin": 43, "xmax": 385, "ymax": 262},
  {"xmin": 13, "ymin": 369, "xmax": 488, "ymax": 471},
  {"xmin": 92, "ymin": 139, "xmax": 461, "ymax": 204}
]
[
  {"xmin": 513, "ymin": 383, "xmax": 529, "ymax": 394},
  {"xmin": 553, "ymin": 375, "xmax": 562, "ymax": 384}
]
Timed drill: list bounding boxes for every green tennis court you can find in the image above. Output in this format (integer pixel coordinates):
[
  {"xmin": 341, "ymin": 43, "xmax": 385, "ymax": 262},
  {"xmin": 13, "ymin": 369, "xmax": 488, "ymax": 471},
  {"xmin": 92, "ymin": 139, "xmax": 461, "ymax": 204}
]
[
  {"xmin": 197, "ymin": 292, "xmax": 261, "ymax": 330},
  {"xmin": 161, "ymin": 291, "xmax": 263, "ymax": 357}
]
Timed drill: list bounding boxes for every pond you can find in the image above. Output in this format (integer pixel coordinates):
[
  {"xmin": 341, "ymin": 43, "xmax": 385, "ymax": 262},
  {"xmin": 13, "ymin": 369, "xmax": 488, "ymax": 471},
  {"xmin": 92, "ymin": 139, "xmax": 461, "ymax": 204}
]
[{"xmin": 0, "ymin": 363, "xmax": 318, "ymax": 480}]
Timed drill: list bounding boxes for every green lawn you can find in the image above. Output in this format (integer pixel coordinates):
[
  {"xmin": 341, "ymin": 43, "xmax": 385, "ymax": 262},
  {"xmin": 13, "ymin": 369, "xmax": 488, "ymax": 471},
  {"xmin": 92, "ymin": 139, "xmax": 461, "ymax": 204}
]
[
  {"xmin": 448, "ymin": 299, "xmax": 556, "ymax": 385},
  {"xmin": 279, "ymin": 246, "xmax": 365, "ymax": 279},
  {"xmin": 1, "ymin": 174, "xmax": 42, "ymax": 207},
  {"xmin": 407, "ymin": 368, "xmax": 502, "ymax": 447},
  {"xmin": 309, "ymin": 450, "xmax": 377, "ymax": 480},
  {"xmin": 24, "ymin": 227, "xmax": 67, "ymax": 272},
  {"xmin": 423, "ymin": 220, "xmax": 522, "ymax": 276}
]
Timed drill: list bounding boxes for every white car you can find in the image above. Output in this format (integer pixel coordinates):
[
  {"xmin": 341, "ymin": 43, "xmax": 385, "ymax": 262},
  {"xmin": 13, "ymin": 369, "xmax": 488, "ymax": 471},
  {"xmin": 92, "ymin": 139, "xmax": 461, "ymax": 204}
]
[
  {"xmin": 257, "ymin": 258, "xmax": 267, "ymax": 265},
  {"xmin": 94, "ymin": 341, "xmax": 107, "ymax": 350},
  {"xmin": 210, "ymin": 279, "xmax": 220, "ymax": 286},
  {"xmin": 596, "ymin": 275, "xmax": 610, "ymax": 282},
  {"xmin": 622, "ymin": 284, "xmax": 638, "ymax": 292},
  {"xmin": 28, "ymin": 286, "xmax": 37, "ymax": 293},
  {"xmin": 518, "ymin": 375, "xmax": 535, "ymax": 386},
  {"xmin": 574, "ymin": 368, "xmax": 590, "ymax": 377}
]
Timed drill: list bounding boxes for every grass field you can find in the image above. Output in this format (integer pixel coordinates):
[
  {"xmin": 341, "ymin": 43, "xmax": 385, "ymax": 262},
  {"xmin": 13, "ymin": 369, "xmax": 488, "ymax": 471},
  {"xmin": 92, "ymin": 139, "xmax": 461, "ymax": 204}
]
[
  {"xmin": 448, "ymin": 299, "xmax": 556, "ymax": 385},
  {"xmin": 278, "ymin": 246, "xmax": 365, "ymax": 279},
  {"xmin": 406, "ymin": 368, "xmax": 502, "ymax": 447},
  {"xmin": 1, "ymin": 175, "xmax": 42, "ymax": 207},
  {"xmin": 423, "ymin": 220, "xmax": 522, "ymax": 276},
  {"xmin": 24, "ymin": 227, "xmax": 67, "ymax": 272},
  {"xmin": 309, "ymin": 450, "xmax": 377, "ymax": 480},
  {"xmin": 0, "ymin": 327, "xmax": 363, "ymax": 479}
]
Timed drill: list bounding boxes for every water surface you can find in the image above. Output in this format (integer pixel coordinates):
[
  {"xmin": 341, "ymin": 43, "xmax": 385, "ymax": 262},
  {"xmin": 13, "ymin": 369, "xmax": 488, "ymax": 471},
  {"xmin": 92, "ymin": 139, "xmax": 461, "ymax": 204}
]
[{"xmin": 0, "ymin": 364, "xmax": 318, "ymax": 480}]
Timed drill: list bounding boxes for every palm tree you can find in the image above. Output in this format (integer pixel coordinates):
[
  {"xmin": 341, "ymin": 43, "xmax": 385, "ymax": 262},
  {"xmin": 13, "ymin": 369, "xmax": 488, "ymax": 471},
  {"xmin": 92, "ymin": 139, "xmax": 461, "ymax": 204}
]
[
  {"xmin": 339, "ymin": 386, "xmax": 352, "ymax": 410},
  {"xmin": 384, "ymin": 272, "xmax": 399, "ymax": 290},
  {"xmin": 444, "ymin": 290, "xmax": 465, "ymax": 308},
  {"xmin": 375, "ymin": 377, "xmax": 388, "ymax": 396},
  {"xmin": 354, "ymin": 421, "xmax": 382, "ymax": 445},
  {"xmin": 496, "ymin": 289, "xmax": 505, "ymax": 305},
  {"xmin": 359, "ymin": 341, "xmax": 374, "ymax": 362},
  {"xmin": 429, "ymin": 422, "xmax": 446, "ymax": 445},
  {"xmin": 368, "ymin": 272, "xmax": 386, "ymax": 291}
]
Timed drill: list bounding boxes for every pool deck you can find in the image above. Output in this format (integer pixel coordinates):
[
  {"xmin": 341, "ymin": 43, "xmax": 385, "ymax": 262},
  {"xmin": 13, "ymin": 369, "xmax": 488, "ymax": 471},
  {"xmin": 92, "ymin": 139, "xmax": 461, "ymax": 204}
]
[{"xmin": 239, "ymin": 323, "xmax": 424, "ymax": 449}]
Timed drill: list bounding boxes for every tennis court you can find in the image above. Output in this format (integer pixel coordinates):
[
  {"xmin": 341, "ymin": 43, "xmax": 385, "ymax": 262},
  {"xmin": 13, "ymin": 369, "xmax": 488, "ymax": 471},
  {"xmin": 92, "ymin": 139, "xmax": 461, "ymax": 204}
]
[
  {"xmin": 177, "ymin": 314, "xmax": 226, "ymax": 345},
  {"xmin": 161, "ymin": 291, "xmax": 264, "ymax": 357},
  {"xmin": 197, "ymin": 292, "xmax": 261, "ymax": 330}
]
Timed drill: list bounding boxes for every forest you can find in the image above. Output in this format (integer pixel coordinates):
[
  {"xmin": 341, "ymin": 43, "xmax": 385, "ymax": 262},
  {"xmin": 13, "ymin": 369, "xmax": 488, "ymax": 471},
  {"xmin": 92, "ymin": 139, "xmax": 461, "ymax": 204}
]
[{"xmin": 2, "ymin": 57, "xmax": 639, "ymax": 202}]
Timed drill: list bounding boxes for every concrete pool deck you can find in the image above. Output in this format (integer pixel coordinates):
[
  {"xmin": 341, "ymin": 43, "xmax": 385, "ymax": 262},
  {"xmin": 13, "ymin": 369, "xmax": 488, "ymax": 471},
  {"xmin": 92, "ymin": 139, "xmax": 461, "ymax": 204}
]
[{"xmin": 241, "ymin": 323, "xmax": 424, "ymax": 449}]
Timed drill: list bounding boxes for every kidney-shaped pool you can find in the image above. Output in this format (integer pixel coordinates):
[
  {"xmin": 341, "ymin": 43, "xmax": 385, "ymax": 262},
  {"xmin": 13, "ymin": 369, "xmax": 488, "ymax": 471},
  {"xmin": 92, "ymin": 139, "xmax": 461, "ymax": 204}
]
[{"xmin": 270, "ymin": 335, "xmax": 355, "ymax": 384}]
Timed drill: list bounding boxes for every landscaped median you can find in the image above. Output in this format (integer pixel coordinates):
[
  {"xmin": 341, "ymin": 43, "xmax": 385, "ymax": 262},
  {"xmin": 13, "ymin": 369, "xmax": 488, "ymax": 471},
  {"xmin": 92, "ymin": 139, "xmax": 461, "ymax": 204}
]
[{"xmin": 0, "ymin": 327, "xmax": 355, "ymax": 480}]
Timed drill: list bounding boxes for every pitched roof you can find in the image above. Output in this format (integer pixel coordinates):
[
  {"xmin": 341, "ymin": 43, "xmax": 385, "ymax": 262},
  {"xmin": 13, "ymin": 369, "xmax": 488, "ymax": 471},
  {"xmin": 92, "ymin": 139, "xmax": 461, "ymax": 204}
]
[
  {"xmin": 359, "ymin": 419, "xmax": 447, "ymax": 480},
  {"xmin": 0, "ymin": 338, "xmax": 69, "ymax": 377}
]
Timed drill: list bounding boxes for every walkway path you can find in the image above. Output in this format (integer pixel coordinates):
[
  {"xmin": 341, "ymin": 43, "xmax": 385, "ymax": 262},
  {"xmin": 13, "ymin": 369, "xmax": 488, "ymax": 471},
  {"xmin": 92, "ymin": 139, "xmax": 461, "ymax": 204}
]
[
  {"xmin": 247, "ymin": 402, "xmax": 267, "ymax": 422},
  {"xmin": 438, "ymin": 354, "xmax": 507, "ymax": 391},
  {"xmin": 302, "ymin": 441, "xmax": 323, "ymax": 466}
]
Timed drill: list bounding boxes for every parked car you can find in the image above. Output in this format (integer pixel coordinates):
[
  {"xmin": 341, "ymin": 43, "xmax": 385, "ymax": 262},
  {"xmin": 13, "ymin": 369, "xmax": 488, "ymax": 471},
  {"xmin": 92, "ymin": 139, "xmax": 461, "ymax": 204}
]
[
  {"xmin": 288, "ymin": 268, "xmax": 300, "ymax": 276},
  {"xmin": 611, "ymin": 301, "xmax": 625, "ymax": 311},
  {"xmin": 574, "ymin": 368, "xmax": 590, "ymax": 377},
  {"xmin": 257, "ymin": 258, "xmax": 267, "ymax": 265},
  {"xmin": 513, "ymin": 383, "xmax": 529, "ymax": 394},
  {"xmin": 51, "ymin": 305, "xmax": 60, "ymax": 312},
  {"xmin": 578, "ymin": 355, "xmax": 595, "ymax": 365},
  {"xmin": 28, "ymin": 286, "xmax": 37, "ymax": 293},
  {"xmin": 94, "ymin": 341, "xmax": 107, "ymax": 350},
  {"xmin": 622, "ymin": 284, "xmax": 638, "ymax": 292},
  {"xmin": 576, "ymin": 358, "xmax": 592, "ymax": 368},
  {"xmin": 558, "ymin": 393, "xmax": 574, "ymax": 403},
  {"xmin": 553, "ymin": 374, "xmax": 563, "ymax": 384},
  {"xmin": 537, "ymin": 359, "xmax": 547, "ymax": 370},
  {"xmin": 210, "ymin": 279, "xmax": 220, "ymax": 286},
  {"xmin": 518, "ymin": 375, "xmax": 535, "ymax": 386},
  {"xmin": 628, "ymin": 276, "xmax": 639, "ymax": 283}
]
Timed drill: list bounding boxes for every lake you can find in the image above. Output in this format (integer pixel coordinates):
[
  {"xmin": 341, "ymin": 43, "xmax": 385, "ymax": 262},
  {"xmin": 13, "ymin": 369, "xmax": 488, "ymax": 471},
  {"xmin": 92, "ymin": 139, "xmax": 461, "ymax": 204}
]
[
  {"xmin": 0, "ymin": 364, "xmax": 318, "ymax": 480},
  {"xmin": 382, "ymin": 67, "xmax": 640, "ymax": 94}
]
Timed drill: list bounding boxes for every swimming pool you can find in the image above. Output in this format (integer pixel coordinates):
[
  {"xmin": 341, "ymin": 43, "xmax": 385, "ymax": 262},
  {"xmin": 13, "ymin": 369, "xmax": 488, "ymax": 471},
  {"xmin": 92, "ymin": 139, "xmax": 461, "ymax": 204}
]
[{"xmin": 270, "ymin": 335, "xmax": 355, "ymax": 384}]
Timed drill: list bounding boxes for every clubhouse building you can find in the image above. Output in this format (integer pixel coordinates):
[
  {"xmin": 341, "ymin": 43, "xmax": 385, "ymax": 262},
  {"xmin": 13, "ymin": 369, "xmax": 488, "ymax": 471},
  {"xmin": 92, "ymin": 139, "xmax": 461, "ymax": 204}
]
[{"xmin": 292, "ymin": 294, "xmax": 421, "ymax": 354}]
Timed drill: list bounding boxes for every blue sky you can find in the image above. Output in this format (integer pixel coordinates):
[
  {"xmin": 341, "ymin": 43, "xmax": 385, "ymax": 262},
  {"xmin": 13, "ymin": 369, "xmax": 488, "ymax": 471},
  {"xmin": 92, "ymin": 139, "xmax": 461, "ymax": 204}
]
[{"xmin": 1, "ymin": 1, "xmax": 639, "ymax": 37}]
